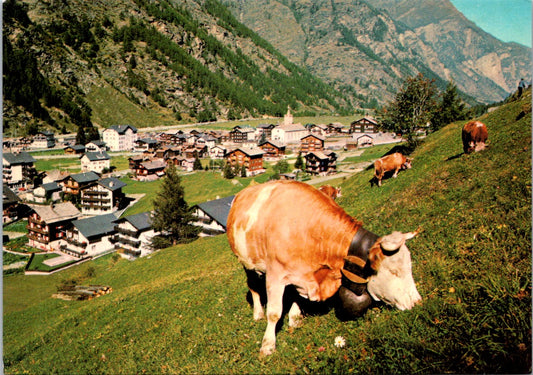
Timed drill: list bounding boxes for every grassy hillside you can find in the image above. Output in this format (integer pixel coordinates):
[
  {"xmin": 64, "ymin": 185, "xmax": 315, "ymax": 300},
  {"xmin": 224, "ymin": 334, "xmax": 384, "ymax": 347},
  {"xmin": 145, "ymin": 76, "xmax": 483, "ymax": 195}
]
[{"xmin": 4, "ymin": 92, "xmax": 531, "ymax": 373}]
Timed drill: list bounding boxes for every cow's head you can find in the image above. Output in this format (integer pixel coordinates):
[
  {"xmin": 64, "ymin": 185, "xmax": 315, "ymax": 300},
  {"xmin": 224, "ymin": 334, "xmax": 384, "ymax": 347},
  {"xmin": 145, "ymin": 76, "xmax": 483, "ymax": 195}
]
[
  {"xmin": 403, "ymin": 157, "xmax": 413, "ymax": 170},
  {"xmin": 367, "ymin": 231, "xmax": 421, "ymax": 310}
]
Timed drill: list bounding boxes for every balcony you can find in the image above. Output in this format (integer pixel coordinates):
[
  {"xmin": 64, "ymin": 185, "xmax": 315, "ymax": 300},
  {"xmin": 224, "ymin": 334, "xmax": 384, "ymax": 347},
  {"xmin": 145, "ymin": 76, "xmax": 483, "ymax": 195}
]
[
  {"xmin": 27, "ymin": 225, "xmax": 49, "ymax": 235},
  {"xmin": 28, "ymin": 233, "xmax": 50, "ymax": 244},
  {"xmin": 64, "ymin": 237, "xmax": 88, "ymax": 248},
  {"xmin": 114, "ymin": 226, "xmax": 140, "ymax": 238}
]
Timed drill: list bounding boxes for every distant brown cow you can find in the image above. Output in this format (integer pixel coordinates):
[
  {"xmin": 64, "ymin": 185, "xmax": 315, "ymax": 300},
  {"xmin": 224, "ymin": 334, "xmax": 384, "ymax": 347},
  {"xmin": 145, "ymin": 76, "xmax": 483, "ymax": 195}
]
[
  {"xmin": 318, "ymin": 185, "xmax": 342, "ymax": 200},
  {"xmin": 462, "ymin": 121, "xmax": 488, "ymax": 154},
  {"xmin": 373, "ymin": 152, "xmax": 413, "ymax": 187}
]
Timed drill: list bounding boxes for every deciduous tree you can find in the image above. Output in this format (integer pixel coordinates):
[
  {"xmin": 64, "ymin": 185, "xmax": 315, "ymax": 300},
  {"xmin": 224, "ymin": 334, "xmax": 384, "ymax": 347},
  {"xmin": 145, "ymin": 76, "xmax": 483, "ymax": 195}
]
[{"xmin": 379, "ymin": 74, "xmax": 437, "ymax": 147}]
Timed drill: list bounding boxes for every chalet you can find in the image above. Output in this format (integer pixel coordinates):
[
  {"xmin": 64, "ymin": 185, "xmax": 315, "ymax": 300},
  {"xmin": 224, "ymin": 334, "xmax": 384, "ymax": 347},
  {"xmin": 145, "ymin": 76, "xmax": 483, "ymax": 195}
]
[
  {"xmin": 158, "ymin": 130, "xmax": 187, "ymax": 146},
  {"xmin": 257, "ymin": 123, "xmax": 276, "ymax": 139},
  {"xmin": 304, "ymin": 150, "xmax": 337, "ymax": 176},
  {"xmin": 350, "ymin": 117, "xmax": 379, "ymax": 133},
  {"xmin": 209, "ymin": 145, "xmax": 227, "ymax": 159},
  {"xmin": 3, "ymin": 184, "xmax": 22, "ymax": 224},
  {"xmin": 306, "ymin": 123, "xmax": 328, "ymax": 137},
  {"xmin": 85, "ymin": 140, "xmax": 108, "ymax": 153},
  {"xmin": 300, "ymin": 134, "xmax": 325, "ymax": 154},
  {"xmin": 63, "ymin": 171, "xmax": 100, "ymax": 196},
  {"xmin": 128, "ymin": 155, "xmax": 148, "ymax": 170},
  {"xmin": 229, "ymin": 126, "xmax": 255, "ymax": 143},
  {"xmin": 356, "ymin": 134, "xmax": 374, "ymax": 147},
  {"xmin": 326, "ymin": 123, "xmax": 344, "ymax": 135},
  {"xmin": 192, "ymin": 195, "xmax": 235, "ymax": 236},
  {"xmin": 80, "ymin": 177, "xmax": 127, "ymax": 215},
  {"xmin": 27, "ymin": 202, "xmax": 81, "ymax": 251},
  {"xmin": 43, "ymin": 170, "xmax": 70, "ymax": 184},
  {"xmin": 102, "ymin": 124, "xmax": 138, "ymax": 151},
  {"xmin": 183, "ymin": 145, "xmax": 207, "ymax": 159},
  {"xmin": 80, "ymin": 151, "xmax": 111, "ymax": 174},
  {"xmin": 61, "ymin": 213, "xmax": 118, "ymax": 258},
  {"xmin": 3, "ymin": 151, "xmax": 38, "ymax": 189},
  {"xmin": 64, "ymin": 144, "xmax": 86, "ymax": 155},
  {"xmin": 32, "ymin": 182, "xmax": 62, "ymax": 204},
  {"xmin": 226, "ymin": 148, "xmax": 265, "ymax": 177},
  {"xmin": 31, "ymin": 131, "xmax": 55, "ymax": 149},
  {"xmin": 112, "ymin": 212, "xmax": 157, "ymax": 258},
  {"xmin": 259, "ymin": 140, "xmax": 286, "ymax": 160},
  {"xmin": 134, "ymin": 138, "xmax": 159, "ymax": 152},
  {"xmin": 135, "ymin": 160, "xmax": 166, "ymax": 181}
]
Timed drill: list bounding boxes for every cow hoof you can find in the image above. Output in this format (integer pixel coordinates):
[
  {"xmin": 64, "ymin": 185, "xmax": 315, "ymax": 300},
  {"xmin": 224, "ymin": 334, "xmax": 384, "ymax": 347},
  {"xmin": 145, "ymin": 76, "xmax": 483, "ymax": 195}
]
[
  {"xmin": 259, "ymin": 342, "xmax": 275, "ymax": 357},
  {"xmin": 253, "ymin": 309, "xmax": 265, "ymax": 321}
]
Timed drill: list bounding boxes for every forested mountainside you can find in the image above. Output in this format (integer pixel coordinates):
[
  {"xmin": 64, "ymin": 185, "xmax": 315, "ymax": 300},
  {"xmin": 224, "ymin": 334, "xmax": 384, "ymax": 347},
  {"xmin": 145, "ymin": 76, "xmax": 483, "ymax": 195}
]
[
  {"xmin": 2, "ymin": 0, "xmax": 351, "ymax": 137},
  {"xmin": 223, "ymin": 0, "xmax": 530, "ymax": 106}
]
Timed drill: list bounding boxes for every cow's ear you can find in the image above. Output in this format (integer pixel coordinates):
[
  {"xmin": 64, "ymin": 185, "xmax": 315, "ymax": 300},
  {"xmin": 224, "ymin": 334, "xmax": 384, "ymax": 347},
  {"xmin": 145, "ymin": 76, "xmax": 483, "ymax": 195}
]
[{"xmin": 368, "ymin": 242, "xmax": 385, "ymax": 271}]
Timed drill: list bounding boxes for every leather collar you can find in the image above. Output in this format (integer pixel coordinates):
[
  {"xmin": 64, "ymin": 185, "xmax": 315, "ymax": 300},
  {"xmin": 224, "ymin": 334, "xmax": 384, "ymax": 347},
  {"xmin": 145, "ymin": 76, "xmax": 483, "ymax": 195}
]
[{"xmin": 347, "ymin": 227, "xmax": 379, "ymax": 263}]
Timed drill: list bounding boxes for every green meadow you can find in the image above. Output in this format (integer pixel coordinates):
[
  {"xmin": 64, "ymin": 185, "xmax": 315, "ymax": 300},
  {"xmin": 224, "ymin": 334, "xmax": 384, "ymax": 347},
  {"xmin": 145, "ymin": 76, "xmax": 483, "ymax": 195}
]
[{"xmin": 4, "ymin": 92, "xmax": 531, "ymax": 373}]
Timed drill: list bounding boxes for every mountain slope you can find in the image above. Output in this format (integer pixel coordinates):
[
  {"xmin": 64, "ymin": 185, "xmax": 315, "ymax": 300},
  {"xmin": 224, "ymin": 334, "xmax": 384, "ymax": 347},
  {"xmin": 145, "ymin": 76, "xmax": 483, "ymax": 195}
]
[
  {"xmin": 3, "ymin": 90, "xmax": 531, "ymax": 373},
  {"xmin": 2, "ymin": 0, "xmax": 351, "ymax": 137},
  {"xmin": 223, "ymin": 0, "xmax": 530, "ymax": 105},
  {"xmin": 374, "ymin": 0, "xmax": 531, "ymax": 102}
]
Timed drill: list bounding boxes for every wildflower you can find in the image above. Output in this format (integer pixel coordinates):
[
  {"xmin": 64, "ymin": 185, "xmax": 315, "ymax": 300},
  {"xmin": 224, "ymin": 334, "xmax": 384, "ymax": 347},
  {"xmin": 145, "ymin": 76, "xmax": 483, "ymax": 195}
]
[
  {"xmin": 318, "ymin": 346, "xmax": 325, "ymax": 352},
  {"xmin": 334, "ymin": 336, "xmax": 346, "ymax": 348}
]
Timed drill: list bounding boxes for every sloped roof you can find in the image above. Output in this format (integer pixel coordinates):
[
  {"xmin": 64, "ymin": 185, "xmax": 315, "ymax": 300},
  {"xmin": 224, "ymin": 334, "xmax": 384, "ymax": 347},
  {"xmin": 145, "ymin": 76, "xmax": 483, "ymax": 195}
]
[
  {"xmin": 70, "ymin": 171, "xmax": 100, "ymax": 184},
  {"xmin": 41, "ymin": 182, "xmax": 62, "ymax": 192},
  {"xmin": 231, "ymin": 147, "xmax": 265, "ymax": 157},
  {"xmin": 3, "ymin": 184, "xmax": 20, "ymax": 204},
  {"xmin": 72, "ymin": 213, "xmax": 118, "ymax": 240},
  {"xmin": 106, "ymin": 124, "xmax": 138, "ymax": 134},
  {"xmin": 140, "ymin": 160, "xmax": 166, "ymax": 170},
  {"xmin": 98, "ymin": 177, "xmax": 127, "ymax": 191},
  {"xmin": 28, "ymin": 202, "xmax": 80, "ymax": 224},
  {"xmin": 117, "ymin": 211, "xmax": 152, "ymax": 231},
  {"xmin": 64, "ymin": 144, "xmax": 86, "ymax": 151},
  {"xmin": 195, "ymin": 195, "xmax": 235, "ymax": 229},
  {"xmin": 3, "ymin": 151, "xmax": 36, "ymax": 165},
  {"xmin": 82, "ymin": 151, "xmax": 110, "ymax": 161}
]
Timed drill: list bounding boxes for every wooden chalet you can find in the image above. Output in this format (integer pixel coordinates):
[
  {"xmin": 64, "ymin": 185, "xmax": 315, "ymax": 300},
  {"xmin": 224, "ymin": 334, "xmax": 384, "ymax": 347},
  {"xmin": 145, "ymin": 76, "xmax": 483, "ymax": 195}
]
[
  {"xmin": 62, "ymin": 171, "xmax": 100, "ymax": 196},
  {"xmin": 259, "ymin": 140, "xmax": 285, "ymax": 160},
  {"xmin": 226, "ymin": 148, "xmax": 265, "ymax": 176},
  {"xmin": 350, "ymin": 117, "xmax": 378, "ymax": 133},
  {"xmin": 64, "ymin": 144, "xmax": 86, "ymax": 155},
  {"xmin": 27, "ymin": 202, "xmax": 81, "ymax": 251},
  {"xmin": 134, "ymin": 160, "xmax": 167, "ymax": 181},
  {"xmin": 3, "ymin": 184, "xmax": 22, "ymax": 224},
  {"xmin": 300, "ymin": 134, "xmax": 325, "ymax": 154},
  {"xmin": 304, "ymin": 150, "xmax": 337, "ymax": 176},
  {"xmin": 229, "ymin": 126, "xmax": 255, "ymax": 143}
]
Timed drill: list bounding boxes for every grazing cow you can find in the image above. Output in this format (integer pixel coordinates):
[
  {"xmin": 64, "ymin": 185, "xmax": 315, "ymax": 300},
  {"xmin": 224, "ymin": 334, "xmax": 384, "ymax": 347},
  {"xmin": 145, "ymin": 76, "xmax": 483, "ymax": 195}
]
[
  {"xmin": 373, "ymin": 152, "xmax": 413, "ymax": 187},
  {"xmin": 318, "ymin": 185, "xmax": 342, "ymax": 200},
  {"xmin": 462, "ymin": 121, "xmax": 488, "ymax": 154},
  {"xmin": 226, "ymin": 180, "xmax": 421, "ymax": 356}
]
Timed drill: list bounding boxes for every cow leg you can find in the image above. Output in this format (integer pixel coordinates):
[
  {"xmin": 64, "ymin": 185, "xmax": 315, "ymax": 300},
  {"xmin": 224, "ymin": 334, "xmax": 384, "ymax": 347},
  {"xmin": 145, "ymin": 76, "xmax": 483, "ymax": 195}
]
[
  {"xmin": 393, "ymin": 167, "xmax": 400, "ymax": 178},
  {"xmin": 260, "ymin": 278, "xmax": 285, "ymax": 356},
  {"xmin": 288, "ymin": 302, "xmax": 302, "ymax": 328},
  {"xmin": 245, "ymin": 269, "xmax": 265, "ymax": 321}
]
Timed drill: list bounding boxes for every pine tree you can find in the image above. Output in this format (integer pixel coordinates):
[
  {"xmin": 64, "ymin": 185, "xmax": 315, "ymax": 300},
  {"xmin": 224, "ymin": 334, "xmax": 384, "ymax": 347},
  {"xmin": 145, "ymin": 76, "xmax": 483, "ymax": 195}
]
[
  {"xmin": 294, "ymin": 152, "xmax": 304, "ymax": 170},
  {"xmin": 432, "ymin": 81, "xmax": 466, "ymax": 131},
  {"xmin": 151, "ymin": 164, "xmax": 199, "ymax": 245},
  {"xmin": 76, "ymin": 126, "xmax": 86, "ymax": 145},
  {"xmin": 193, "ymin": 156, "xmax": 203, "ymax": 170}
]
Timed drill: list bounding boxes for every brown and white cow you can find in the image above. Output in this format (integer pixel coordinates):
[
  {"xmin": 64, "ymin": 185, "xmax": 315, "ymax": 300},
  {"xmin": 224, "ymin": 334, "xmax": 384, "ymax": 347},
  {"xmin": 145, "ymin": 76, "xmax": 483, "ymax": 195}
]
[
  {"xmin": 226, "ymin": 180, "xmax": 421, "ymax": 356},
  {"xmin": 318, "ymin": 185, "xmax": 342, "ymax": 200},
  {"xmin": 462, "ymin": 120, "xmax": 488, "ymax": 154},
  {"xmin": 373, "ymin": 152, "xmax": 413, "ymax": 187}
]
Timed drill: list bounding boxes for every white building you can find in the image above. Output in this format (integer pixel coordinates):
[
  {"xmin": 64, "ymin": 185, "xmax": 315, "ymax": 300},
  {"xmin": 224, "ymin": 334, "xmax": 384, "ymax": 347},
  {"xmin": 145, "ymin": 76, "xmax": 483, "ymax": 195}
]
[
  {"xmin": 112, "ymin": 212, "xmax": 157, "ymax": 259},
  {"xmin": 102, "ymin": 125, "xmax": 138, "ymax": 151},
  {"xmin": 80, "ymin": 151, "xmax": 111, "ymax": 173},
  {"xmin": 2, "ymin": 151, "xmax": 37, "ymax": 189},
  {"xmin": 61, "ymin": 213, "xmax": 118, "ymax": 258},
  {"xmin": 31, "ymin": 131, "xmax": 55, "ymax": 149}
]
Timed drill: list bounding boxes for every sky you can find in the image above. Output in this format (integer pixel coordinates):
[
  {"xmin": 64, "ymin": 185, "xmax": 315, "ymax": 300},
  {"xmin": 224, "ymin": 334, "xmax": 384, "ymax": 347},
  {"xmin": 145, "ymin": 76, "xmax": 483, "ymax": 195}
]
[{"xmin": 450, "ymin": 0, "xmax": 532, "ymax": 47}]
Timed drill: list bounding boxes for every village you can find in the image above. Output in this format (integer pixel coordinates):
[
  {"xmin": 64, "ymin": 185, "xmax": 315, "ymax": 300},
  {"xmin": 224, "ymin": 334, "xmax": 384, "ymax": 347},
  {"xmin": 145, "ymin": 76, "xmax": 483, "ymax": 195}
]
[{"xmin": 3, "ymin": 110, "xmax": 400, "ymax": 274}]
